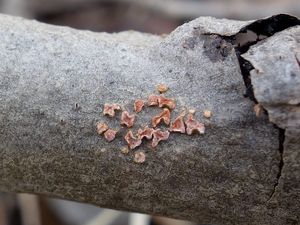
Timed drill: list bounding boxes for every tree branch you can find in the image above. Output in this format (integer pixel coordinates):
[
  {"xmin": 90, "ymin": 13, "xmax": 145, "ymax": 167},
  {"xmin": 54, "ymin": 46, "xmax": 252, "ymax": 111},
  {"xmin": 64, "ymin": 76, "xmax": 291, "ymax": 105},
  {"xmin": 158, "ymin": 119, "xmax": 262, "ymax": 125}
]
[{"xmin": 0, "ymin": 14, "xmax": 299, "ymax": 225}]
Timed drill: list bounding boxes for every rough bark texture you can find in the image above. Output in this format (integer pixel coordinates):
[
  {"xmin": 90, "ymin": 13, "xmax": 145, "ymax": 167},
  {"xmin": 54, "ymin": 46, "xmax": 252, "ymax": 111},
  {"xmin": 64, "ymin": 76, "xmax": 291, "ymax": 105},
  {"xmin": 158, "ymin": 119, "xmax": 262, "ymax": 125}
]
[
  {"xmin": 0, "ymin": 14, "xmax": 299, "ymax": 225},
  {"xmin": 242, "ymin": 25, "xmax": 300, "ymax": 225}
]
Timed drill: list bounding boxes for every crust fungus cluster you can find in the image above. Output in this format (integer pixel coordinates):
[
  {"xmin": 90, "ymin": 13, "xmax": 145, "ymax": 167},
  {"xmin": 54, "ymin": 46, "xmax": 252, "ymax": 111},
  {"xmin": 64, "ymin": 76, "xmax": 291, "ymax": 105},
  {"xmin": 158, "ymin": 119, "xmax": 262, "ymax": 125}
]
[
  {"xmin": 121, "ymin": 111, "xmax": 135, "ymax": 128},
  {"xmin": 170, "ymin": 113, "xmax": 185, "ymax": 133},
  {"xmin": 103, "ymin": 103, "xmax": 121, "ymax": 117},
  {"xmin": 96, "ymin": 122, "xmax": 117, "ymax": 142},
  {"xmin": 152, "ymin": 108, "xmax": 171, "ymax": 127},
  {"xmin": 96, "ymin": 84, "xmax": 210, "ymax": 163}
]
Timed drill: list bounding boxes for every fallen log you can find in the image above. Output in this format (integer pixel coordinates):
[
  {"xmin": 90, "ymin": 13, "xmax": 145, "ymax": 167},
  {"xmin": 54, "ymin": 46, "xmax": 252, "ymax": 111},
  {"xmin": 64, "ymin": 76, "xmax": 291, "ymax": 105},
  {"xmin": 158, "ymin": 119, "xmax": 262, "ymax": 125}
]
[{"xmin": 0, "ymin": 13, "xmax": 299, "ymax": 225}]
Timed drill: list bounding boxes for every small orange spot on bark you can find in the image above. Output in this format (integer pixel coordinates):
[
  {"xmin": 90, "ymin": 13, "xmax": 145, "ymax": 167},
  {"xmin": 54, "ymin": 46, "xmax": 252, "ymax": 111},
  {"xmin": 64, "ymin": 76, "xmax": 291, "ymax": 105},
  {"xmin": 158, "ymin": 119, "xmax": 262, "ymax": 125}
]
[
  {"xmin": 158, "ymin": 96, "xmax": 176, "ymax": 110},
  {"xmin": 120, "ymin": 111, "xmax": 135, "ymax": 128},
  {"xmin": 124, "ymin": 130, "xmax": 142, "ymax": 150},
  {"xmin": 104, "ymin": 129, "xmax": 117, "ymax": 142},
  {"xmin": 137, "ymin": 126, "xmax": 154, "ymax": 140},
  {"xmin": 96, "ymin": 122, "xmax": 109, "ymax": 135},
  {"xmin": 254, "ymin": 104, "xmax": 263, "ymax": 117},
  {"xmin": 134, "ymin": 151, "xmax": 146, "ymax": 164},
  {"xmin": 157, "ymin": 84, "xmax": 168, "ymax": 93},
  {"xmin": 152, "ymin": 108, "xmax": 171, "ymax": 127},
  {"xmin": 203, "ymin": 110, "xmax": 212, "ymax": 118},
  {"xmin": 148, "ymin": 95, "xmax": 160, "ymax": 106},
  {"xmin": 134, "ymin": 99, "xmax": 145, "ymax": 113},
  {"xmin": 170, "ymin": 113, "xmax": 185, "ymax": 133},
  {"xmin": 152, "ymin": 129, "xmax": 170, "ymax": 148},
  {"xmin": 121, "ymin": 146, "xmax": 129, "ymax": 154},
  {"xmin": 189, "ymin": 109, "xmax": 196, "ymax": 114},
  {"xmin": 185, "ymin": 111, "xmax": 205, "ymax": 135},
  {"xmin": 103, "ymin": 103, "xmax": 121, "ymax": 117}
]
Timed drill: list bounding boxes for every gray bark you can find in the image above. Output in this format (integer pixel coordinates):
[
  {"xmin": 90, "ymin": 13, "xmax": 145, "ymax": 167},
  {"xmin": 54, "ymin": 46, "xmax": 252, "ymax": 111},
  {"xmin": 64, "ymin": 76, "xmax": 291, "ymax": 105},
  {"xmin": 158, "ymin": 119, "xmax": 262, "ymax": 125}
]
[{"xmin": 0, "ymin": 13, "xmax": 299, "ymax": 225}]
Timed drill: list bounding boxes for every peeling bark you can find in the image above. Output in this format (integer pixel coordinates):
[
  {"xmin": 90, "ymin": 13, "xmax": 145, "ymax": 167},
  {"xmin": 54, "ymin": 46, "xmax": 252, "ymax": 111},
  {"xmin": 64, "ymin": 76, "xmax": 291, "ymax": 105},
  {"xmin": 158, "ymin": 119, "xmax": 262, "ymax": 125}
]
[
  {"xmin": 242, "ymin": 21, "xmax": 300, "ymax": 225},
  {"xmin": 0, "ymin": 14, "xmax": 299, "ymax": 225}
]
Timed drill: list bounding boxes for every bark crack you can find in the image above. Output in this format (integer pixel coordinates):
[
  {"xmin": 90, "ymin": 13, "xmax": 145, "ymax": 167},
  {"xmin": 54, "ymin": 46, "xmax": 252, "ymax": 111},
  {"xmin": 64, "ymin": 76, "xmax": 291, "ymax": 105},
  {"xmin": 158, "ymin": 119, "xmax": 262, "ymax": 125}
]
[
  {"xmin": 296, "ymin": 54, "xmax": 300, "ymax": 68},
  {"xmin": 213, "ymin": 14, "xmax": 299, "ymax": 202},
  {"xmin": 232, "ymin": 14, "xmax": 299, "ymax": 102},
  {"xmin": 267, "ymin": 128, "xmax": 285, "ymax": 201}
]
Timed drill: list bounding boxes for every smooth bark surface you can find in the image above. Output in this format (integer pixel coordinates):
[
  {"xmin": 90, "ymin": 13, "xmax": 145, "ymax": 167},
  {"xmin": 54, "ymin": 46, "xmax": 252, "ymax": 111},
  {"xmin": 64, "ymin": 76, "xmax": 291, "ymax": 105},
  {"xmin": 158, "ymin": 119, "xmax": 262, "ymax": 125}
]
[{"xmin": 0, "ymin": 14, "xmax": 299, "ymax": 225}]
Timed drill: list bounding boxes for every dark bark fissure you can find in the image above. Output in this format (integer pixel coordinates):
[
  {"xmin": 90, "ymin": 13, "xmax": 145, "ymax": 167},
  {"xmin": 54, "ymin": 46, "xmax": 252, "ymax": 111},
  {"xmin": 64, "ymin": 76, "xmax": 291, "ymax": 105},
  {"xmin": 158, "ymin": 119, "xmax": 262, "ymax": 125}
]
[
  {"xmin": 208, "ymin": 14, "xmax": 299, "ymax": 201},
  {"xmin": 267, "ymin": 128, "xmax": 285, "ymax": 201},
  {"xmin": 296, "ymin": 55, "xmax": 300, "ymax": 68},
  {"xmin": 232, "ymin": 14, "xmax": 300, "ymax": 103}
]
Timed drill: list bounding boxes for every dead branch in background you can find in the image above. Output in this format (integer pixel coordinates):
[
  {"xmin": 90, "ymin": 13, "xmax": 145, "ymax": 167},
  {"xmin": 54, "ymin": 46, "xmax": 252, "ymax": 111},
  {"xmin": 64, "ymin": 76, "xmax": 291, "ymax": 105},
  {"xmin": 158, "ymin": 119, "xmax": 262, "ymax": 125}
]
[{"xmin": 1, "ymin": 0, "xmax": 300, "ymax": 20}]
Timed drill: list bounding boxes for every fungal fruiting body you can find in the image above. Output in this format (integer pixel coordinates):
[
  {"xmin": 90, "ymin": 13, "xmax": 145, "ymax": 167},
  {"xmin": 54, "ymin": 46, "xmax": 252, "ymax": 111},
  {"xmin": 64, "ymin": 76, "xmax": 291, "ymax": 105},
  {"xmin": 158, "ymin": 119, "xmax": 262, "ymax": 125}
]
[
  {"xmin": 134, "ymin": 152, "xmax": 146, "ymax": 164},
  {"xmin": 152, "ymin": 129, "xmax": 170, "ymax": 148},
  {"xmin": 125, "ymin": 130, "xmax": 142, "ymax": 149},
  {"xmin": 104, "ymin": 129, "xmax": 117, "ymax": 142},
  {"xmin": 185, "ymin": 111, "xmax": 205, "ymax": 135},
  {"xmin": 103, "ymin": 103, "xmax": 121, "ymax": 117},
  {"xmin": 137, "ymin": 126, "xmax": 154, "ymax": 140},
  {"xmin": 134, "ymin": 99, "xmax": 145, "ymax": 113},
  {"xmin": 120, "ymin": 111, "xmax": 135, "ymax": 128},
  {"xmin": 157, "ymin": 84, "xmax": 168, "ymax": 93},
  {"xmin": 170, "ymin": 113, "xmax": 186, "ymax": 133},
  {"xmin": 158, "ymin": 96, "xmax": 176, "ymax": 110},
  {"xmin": 152, "ymin": 108, "xmax": 171, "ymax": 127},
  {"xmin": 148, "ymin": 95, "xmax": 175, "ymax": 109},
  {"xmin": 203, "ymin": 110, "xmax": 212, "ymax": 118},
  {"xmin": 96, "ymin": 122, "xmax": 108, "ymax": 135},
  {"xmin": 97, "ymin": 85, "xmax": 208, "ymax": 158},
  {"xmin": 148, "ymin": 95, "xmax": 160, "ymax": 106}
]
